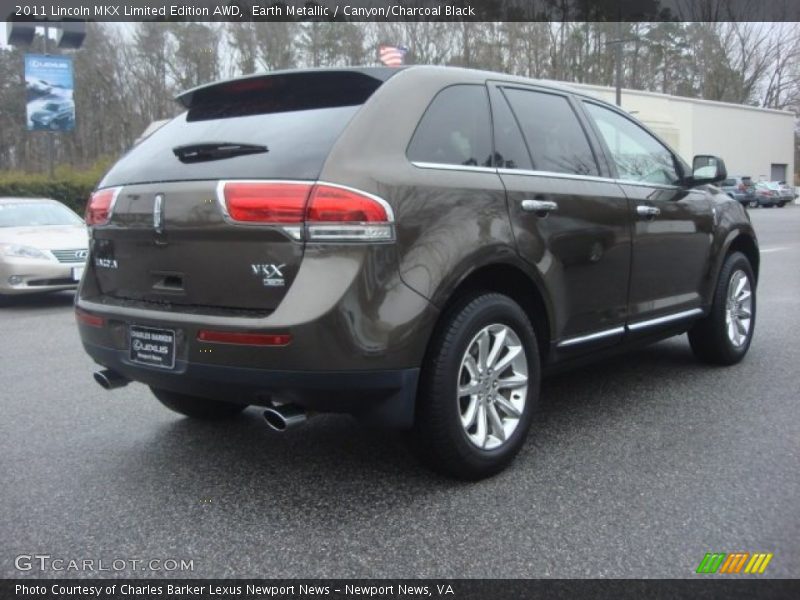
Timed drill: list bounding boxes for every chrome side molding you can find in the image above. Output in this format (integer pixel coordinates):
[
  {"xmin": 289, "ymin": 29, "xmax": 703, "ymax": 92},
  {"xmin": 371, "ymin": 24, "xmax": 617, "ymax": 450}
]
[
  {"xmin": 558, "ymin": 308, "xmax": 704, "ymax": 348},
  {"xmin": 627, "ymin": 308, "xmax": 703, "ymax": 331}
]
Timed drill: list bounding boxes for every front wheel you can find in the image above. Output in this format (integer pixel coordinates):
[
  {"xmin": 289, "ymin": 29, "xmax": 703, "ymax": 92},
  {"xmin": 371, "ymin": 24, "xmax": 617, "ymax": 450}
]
[
  {"xmin": 411, "ymin": 293, "xmax": 540, "ymax": 480},
  {"xmin": 777, "ymin": 202, "xmax": 786, "ymax": 208},
  {"xmin": 689, "ymin": 252, "xmax": 755, "ymax": 365},
  {"xmin": 151, "ymin": 388, "xmax": 247, "ymax": 420}
]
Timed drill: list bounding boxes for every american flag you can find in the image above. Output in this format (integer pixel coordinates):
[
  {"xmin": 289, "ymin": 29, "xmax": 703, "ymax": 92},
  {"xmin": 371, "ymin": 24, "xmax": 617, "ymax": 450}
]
[{"xmin": 379, "ymin": 45, "xmax": 408, "ymax": 67}]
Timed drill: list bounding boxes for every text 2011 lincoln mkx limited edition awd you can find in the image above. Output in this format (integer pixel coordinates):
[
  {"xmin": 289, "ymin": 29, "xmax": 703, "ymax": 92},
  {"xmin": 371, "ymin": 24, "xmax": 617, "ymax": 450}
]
[{"xmin": 76, "ymin": 66, "xmax": 759, "ymax": 479}]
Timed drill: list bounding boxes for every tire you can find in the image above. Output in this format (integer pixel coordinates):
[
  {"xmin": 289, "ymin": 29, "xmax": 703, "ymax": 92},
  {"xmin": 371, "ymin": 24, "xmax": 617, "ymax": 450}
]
[
  {"xmin": 411, "ymin": 292, "xmax": 540, "ymax": 480},
  {"xmin": 748, "ymin": 200, "xmax": 758, "ymax": 209},
  {"xmin": 688, "ymin": 252, "xmax": 755, "ymax": 365},
  {"xmin": 777, "ymin": 202, "xmax": 786, "ymax": 208},
  {"xmin": 151, "ymin": 387, "xmax": 246, "ymax": 420}
]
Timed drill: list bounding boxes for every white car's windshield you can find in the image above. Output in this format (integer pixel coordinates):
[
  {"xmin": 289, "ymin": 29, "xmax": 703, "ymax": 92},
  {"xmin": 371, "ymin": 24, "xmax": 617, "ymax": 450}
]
[{"xmin": 0, "ymin": 202, "xmax": 83, "ymax": 227}]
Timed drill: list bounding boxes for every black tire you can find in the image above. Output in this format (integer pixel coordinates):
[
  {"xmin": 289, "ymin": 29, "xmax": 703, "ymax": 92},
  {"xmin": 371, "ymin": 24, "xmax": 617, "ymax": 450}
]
[
  {"xmin": 777, "ymin": 202, "xmax": 786, "ymax": 208},
  {"xmin": 688, "ymin": 252, "xmax": 756, "ymax": 365},
  {"xmin": 411, "ymin": 292, "xmax": 541, "ymax": 480},
  {"xmin": 151, "ymin": 387, "xmax": 246, "ymax": 420}
]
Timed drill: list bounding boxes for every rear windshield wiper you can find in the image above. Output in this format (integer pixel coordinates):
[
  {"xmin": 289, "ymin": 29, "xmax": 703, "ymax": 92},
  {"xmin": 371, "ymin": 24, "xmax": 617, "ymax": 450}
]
[{"xmin": 172, "ymin": 142, "xmax": 268, "ymax": 163}]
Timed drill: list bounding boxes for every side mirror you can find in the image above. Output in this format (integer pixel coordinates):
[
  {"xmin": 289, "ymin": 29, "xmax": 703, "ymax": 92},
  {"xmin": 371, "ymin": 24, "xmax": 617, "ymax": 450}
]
[{"xmin": 687, "ymin": 155, "xmax": 727, "ymax": 187}]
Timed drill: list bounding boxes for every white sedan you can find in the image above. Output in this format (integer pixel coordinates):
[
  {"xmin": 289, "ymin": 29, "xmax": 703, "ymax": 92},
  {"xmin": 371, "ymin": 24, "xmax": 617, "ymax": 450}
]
[{"xmin": 0, "ymin": 198, "xmax": 88, "ymax": 299}]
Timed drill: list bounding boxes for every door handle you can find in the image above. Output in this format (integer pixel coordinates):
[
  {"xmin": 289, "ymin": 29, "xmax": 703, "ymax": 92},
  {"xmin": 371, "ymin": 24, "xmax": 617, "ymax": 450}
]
[
  {"xmin": 521, "ymin": 199, "xmax": 558, "ymax": 214},
  {"xmin": 636, "ymin": 205, "xmax": 661, "ymax": 218}
]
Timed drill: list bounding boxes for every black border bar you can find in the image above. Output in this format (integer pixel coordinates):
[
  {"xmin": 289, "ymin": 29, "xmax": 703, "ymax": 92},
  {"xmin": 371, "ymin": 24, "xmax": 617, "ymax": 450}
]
[
  {"xmin": 3, "ymin": 579, "xmax": 800, "ymax": 600},
  {"xmin": 3, "ymin": 0, "xmax": 800, "ymax": 23}
]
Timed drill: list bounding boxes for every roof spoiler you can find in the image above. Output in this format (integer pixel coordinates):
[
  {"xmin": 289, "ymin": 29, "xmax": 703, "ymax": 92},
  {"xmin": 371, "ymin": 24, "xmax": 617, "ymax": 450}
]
[{"xmin": 175, "ymin": 67, "xmax": 405, "ymax": 109}]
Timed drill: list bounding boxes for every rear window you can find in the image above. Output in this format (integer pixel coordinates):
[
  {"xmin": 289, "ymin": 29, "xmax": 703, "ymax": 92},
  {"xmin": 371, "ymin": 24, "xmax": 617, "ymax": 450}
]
[
  {"xmin": 99, "ymin": 72, "xmax": 383, "ymax": 187},
  {"xmin": 722, "ymin": 179, "xmax": 736, "ymax": 187}
]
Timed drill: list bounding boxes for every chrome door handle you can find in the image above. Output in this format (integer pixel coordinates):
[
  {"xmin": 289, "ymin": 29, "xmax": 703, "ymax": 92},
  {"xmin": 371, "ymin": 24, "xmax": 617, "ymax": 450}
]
[
  {"xmin": 521, "ymin": 199, "xmax": 558, "ymax": 213},
  {"xmin": 636, "ymin": 205, "xmax": 661, "ymax": 218}
]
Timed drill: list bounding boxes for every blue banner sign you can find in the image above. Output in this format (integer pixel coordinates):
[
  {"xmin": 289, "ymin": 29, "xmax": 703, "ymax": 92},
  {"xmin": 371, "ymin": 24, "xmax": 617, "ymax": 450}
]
[{"xmin": 25, "ymin": 54, "xmax": 75, "ymax": 132}]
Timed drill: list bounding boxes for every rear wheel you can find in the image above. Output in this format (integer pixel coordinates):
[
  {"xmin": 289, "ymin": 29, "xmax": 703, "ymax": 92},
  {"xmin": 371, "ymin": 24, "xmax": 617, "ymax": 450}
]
[
  {"xmin": 151, "ymin": 387, "xmax": 246, "ymax": 420},
  {"xmin": 689, "ymin": 252, "xmax": 755, "ymax": 365},
  {"xmin": 412, "ymin": 293, "xmax": 540, "ymax": 480},
  {"xmin": 777, "ymin": 202, "xmax": 786, "ymax": 208}
]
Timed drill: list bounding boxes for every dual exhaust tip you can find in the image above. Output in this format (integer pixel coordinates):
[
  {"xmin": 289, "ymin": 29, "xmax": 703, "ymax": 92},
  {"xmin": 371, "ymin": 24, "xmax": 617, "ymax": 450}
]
[
  {"xmin": 94, "ymin": 369, "xmax": 307, "ymax": 432},
  {"xmin": 262, "ymin": 404, "xmax": 308, "ymax": 432},
  {"xmin": 93, "ymin": 369, "xmax": 130, "ymax": 390}
]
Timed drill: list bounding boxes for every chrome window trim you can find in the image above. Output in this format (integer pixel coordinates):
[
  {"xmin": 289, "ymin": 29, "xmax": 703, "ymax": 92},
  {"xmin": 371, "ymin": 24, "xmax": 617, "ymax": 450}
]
[
  {"xmin": 558, "ymin": 326, "xmax": 625, "ymax": 348},
  {"xmin": 627, "ymin": 308, "xmax": 703, "ymax": 331},
  {"xmin": 411, "ymin": 161, "xmax": 497, "ymax": 174},
  {"xmin": 498, "ymin": 167, "xmax": 616, "ymax": 185},
  {"xmin": 615, "ymin": 178, "xmax": 681, "ymax": 191}
]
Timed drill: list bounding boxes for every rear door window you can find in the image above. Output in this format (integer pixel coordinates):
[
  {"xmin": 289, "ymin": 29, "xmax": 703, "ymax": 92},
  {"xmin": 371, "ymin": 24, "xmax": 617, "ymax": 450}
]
[
  {"xmin": 407, "ymin": 85, "xmax": 493, "ymax": 168},
  {"xmin": 489, "ymin": 87, "xmax": 533, "ymax": 170},
  {"xmin": 501, "ymin": 88, "xmax": 600, "ymax": 176}
]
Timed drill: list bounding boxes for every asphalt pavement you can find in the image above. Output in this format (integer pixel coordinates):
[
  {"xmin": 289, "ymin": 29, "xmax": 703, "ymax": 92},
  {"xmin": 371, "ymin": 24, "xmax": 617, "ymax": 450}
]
[{"xmin": 2, "ymin": 205, "xmax": 799, "ymax": 579}]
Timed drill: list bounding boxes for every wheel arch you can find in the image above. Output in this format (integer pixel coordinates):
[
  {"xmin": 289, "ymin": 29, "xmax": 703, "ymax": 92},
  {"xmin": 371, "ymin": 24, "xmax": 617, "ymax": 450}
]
[
  {"xmin": 724, "ymin": 230, "xmax": 760, "ymax": 284},
  {"xmin": 426, "ymin": 260, "xmax": 554, "ymax": 367}
]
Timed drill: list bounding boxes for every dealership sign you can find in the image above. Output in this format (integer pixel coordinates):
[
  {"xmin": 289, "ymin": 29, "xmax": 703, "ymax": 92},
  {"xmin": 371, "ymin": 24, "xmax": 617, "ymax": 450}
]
[{"xmin": 24, "ymin": 54, "xmax": 75, "ymax": 132}]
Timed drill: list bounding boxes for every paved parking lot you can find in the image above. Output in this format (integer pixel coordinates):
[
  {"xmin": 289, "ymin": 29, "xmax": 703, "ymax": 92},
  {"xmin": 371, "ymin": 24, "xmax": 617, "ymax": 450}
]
[{"xmin": 2, "ymin": 206, "xmax": 798, "ymax": 578}]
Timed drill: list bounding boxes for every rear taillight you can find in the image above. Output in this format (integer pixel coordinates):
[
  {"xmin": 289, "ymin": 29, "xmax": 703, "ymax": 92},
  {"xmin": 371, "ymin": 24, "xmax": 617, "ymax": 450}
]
[
  {"xmin": 75, "ymin": 308, "xmax": 105, "ymax": 328},
  {"xmin": 218, "ymin": 181, "xmax": 394, "ymax": 242},
  {"xmin": 85, "ymin": 187, "xmax": 122, "ymax": 226},
  {"xmin": 221, "ymin": 181, "xmax": 310, "ymax": 223}
]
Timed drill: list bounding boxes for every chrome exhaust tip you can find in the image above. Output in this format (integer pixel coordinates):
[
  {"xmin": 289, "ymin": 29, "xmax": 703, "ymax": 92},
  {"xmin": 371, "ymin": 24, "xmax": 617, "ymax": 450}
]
[
  {"xmin": 263, "ymin": 404, "xmax": 307, "ymax": 432},
  {"xmin": 93, "ymin": 369, "xmax": 130, "ymax": 390}
]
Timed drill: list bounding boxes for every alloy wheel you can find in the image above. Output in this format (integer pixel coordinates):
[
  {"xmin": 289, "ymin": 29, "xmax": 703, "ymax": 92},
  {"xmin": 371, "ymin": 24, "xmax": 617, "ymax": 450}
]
[
  {"xmin": 457, "ymin": 323, "xmax": 528, "ymax": 450},
  {"xmin": 725, "ymin": 269, "xmax": 753, "ymax": 347}
]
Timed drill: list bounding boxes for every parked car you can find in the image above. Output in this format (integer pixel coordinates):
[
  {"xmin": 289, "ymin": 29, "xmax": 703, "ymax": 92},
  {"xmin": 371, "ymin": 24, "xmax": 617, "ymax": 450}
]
[
  {"xmin": 25, "ymin": 77, "xmax": 52, "ymax": 97},
  {"xmin": 29, "ymin": 99, "xmax": 74, "ymax": 130},
  {"xmin": 0, "ymin": 198, "xmax": 88, "ymax": 300},
  {"xmin": 719, "ymin": 176, "xmax": 756, "ymax": 207},
  {"xmin": 754, "ymin": 181, "xmax": 784, "ymax": 207},
  {"xmin": 775, "ymin": 181, "xmax": 796, "ymax": 204},
  {"xmin": 76, "ymin": 67, "xmax": 759, "ymax": 479}
]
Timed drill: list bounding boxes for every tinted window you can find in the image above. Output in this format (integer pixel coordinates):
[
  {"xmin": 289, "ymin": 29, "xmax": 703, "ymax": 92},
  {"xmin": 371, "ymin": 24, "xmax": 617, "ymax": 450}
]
[
  {"xmin": 490, "ymin": 88, "xmax": 533, "ymax": 170},
  {"xmin": 584, "ymin": 102, "xmax": 680, "ymax": 185},
  {"xmin": 100, "ymin": 73, "xmax": 387, "ymax": 187},
  {"xmin": 722, "ymin": 179, "xmax": 736, "ymax": 187},
  {"xmin": 502, "ymin": 88, "xmax": 599, "ymax": 176},
  {"xmin": 407, "ymin": 85, "xmax": 493, "ymax": 167}
]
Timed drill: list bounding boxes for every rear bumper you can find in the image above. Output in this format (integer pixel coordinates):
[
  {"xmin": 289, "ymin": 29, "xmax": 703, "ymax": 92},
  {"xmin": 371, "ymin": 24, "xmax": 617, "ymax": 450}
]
[{"xmin": 83, "ymin": 341, "xmax": 420, "ymax": 428}]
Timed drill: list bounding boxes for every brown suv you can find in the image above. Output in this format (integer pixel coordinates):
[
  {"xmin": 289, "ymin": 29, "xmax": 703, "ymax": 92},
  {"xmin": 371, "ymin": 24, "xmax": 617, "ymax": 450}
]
[{"xmin": 76, "ymin": 67, "xmax": 759, "ymax": 479}]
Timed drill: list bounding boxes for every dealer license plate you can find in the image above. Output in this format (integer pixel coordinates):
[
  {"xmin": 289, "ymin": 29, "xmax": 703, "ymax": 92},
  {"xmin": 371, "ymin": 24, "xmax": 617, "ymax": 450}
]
[{"xmin": 129, "ymin": 325, "xmax": 176, "ymax": 369}]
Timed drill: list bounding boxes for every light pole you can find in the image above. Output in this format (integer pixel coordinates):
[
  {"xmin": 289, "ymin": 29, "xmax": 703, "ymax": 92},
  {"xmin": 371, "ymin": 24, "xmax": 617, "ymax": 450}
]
[{"xmin": 605, "ymin": 22, "xmax": 638, "ymax": 107}]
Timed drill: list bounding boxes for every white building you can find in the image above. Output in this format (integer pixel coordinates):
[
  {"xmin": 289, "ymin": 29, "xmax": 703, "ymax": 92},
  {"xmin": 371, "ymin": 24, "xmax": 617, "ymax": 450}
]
[{"xmin": 570, "ymin": 83, "xmax": 796, "ymax": 184}]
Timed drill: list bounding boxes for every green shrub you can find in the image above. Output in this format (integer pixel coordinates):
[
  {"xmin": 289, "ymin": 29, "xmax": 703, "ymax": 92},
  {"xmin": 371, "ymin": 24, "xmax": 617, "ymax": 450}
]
[{"xmin": 0, "ymin": 158, "xmax": 113, "ymax": 214}]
